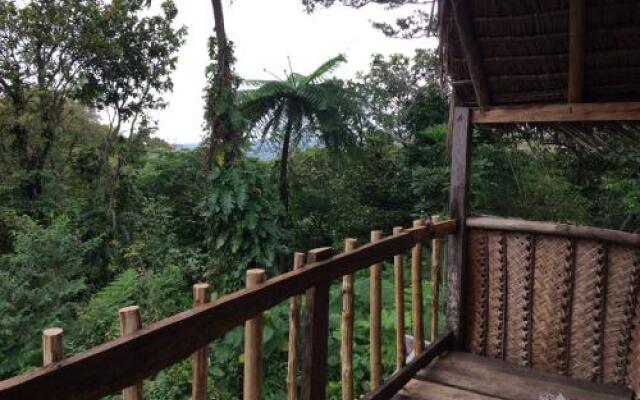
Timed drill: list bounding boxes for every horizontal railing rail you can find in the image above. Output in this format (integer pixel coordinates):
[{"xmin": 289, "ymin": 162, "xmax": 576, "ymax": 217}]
[
  {"xmin": 0, "ymin": 219, "xmax": 457, "ymax": 400},
  {"xmin": 467, "ymin": 215, "xmax": 640, "ymax": 247}
]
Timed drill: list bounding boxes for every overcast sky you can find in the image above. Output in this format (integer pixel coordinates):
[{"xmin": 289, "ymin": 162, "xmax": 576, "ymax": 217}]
[{"xmin": 152, "ymin": 0, "xmax": 437, "ymax": 144}]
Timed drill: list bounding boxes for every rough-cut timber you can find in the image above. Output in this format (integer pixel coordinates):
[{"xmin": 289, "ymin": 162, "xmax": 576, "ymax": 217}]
[
  {"xmin": 192, "ymin": 283, "xmax": 211, "ymax": 400},
  {"xmin": 414, "ymin": 351, "xmax": 633, "ymax": 400},
  {"xmin": 447, "ymin": 107, "xmax": 472, "ymax": 348},
  {"xmin": 470, "ymin": 103, "xmax": 640, "ymax": 125}
]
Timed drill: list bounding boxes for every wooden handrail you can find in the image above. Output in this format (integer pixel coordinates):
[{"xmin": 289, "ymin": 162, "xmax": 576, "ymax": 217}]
[
  {"xmin": 467, "ymin": 216, "xmax": 640, "ymax": 247},
  {"xmin": 0, "ymin": 219, "xmax": 457, "ymax": 400}
]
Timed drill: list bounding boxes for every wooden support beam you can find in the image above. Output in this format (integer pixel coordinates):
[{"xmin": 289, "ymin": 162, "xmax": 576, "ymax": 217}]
[
  {"xmin": 302, "ymin": 247, "xmax": 334, "ymax": 400},
  {"xmin": 370, "ymin": 230, "xmax": 383, "ymax": 389},
  {"xmin": 430, "ymin": 215, "xmax": 443, "ymax": 342},
  {"xmin": 411, "ymin": 219, "xmax": 426, "ymax": 355},
  {"xmin": 568, "ymin": 0, "xmax": 585, "ymax": 103},
  {"xmin": 287, "ymin": 253, "xmax": 305, "ymax": 400},
  {"xmin": 471, "ymin": 102, "xmax": 640, "ymax": 124},
  {"xmin": 119, "ymin": 306, "xmax": 144, "ymax": 400},
  {"xmin": 192, "ymin": 284, "xmax": 211, "ymax": 400},
  {"xmin": 450, "ymin": 0, "xmax": 491, "ymax": 107},
  {"xmin": 244, "ymin": 270, "xmax": 266, "ymax": 400},
  {"xmin": 341, "ymin": 239, "xmax": 357, "ymax": 400},
  {"xmin": 447, "ymin": 107, "xmax": 472, "ymax": 349},
  {"xmin": 362, "ymin": 331, "xmax": 454, "ymax": 400},
  {"xmin": 393, "ymin": 227, "xmax": 406, "ymax": 370}
]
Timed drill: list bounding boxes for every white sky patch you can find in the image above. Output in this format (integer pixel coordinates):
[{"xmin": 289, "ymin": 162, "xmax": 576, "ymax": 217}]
[{"xmin": 150, "ymin": 0, "xmax": 437, "ymax": 144}]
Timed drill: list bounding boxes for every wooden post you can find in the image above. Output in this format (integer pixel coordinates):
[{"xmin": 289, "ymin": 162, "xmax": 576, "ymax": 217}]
[
  {"xmin": 287, "ymin": 253, "xmax": 305, "ymax": 400},
  {"xmin": 370, "ymin": 231, "xmax": 383, "ymax": 389},
  {"xmin": 447, "ymin": 106, "xmax": 472, "ymax": 349},
  {"xmin": 341, "ymin": 238, "xmax": 357, "ymax": 400},
  {"xmin": 412, "ymin": 219, "xmax": 425, "ymax": 355},
  {"xmin": 430, "ymin": 215, "xmax": 443, "ymax": 342},
  {"xmin": 42, "ymin": 328, "xmax": 64, "ymax": 366},
  {"xmin": 392, "ymin": 227, "xmax": 406, "ymax": 370},
  {"xmin": 568, "ymin": 0, "xmax": 585, "ymax": 103},
  {"xmin": 119, "ymin": 306, "xmax": 144, "ymax": 400},
  {"xmin": 302, "ymin": 247, "xmax": 333, "ymax": 400},
  {"xmin": 244, "ymin": 269, "xmax": 266, "ymax": 400},
  {"xmin": 192, "ymin": 283, "xmax": 211, "ymax": 400}
]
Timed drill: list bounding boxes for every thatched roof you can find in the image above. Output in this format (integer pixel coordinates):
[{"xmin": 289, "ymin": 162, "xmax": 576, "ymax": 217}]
[{"xmin": 438, "ymin": 0, "xmax": 640, "ymax": 107}]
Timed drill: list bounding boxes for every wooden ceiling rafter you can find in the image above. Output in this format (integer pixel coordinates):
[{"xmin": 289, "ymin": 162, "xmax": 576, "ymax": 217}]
[
  {"xmin": 450, "ymin": 0, "xmax": 491, "ymax": 108},
  {"xmin": 568, "ymin": 0, "xmax": 586, "ymax": 103}
]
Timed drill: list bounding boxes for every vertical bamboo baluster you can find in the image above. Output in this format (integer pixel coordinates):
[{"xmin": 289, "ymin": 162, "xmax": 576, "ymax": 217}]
[
  {"xmin": 287, "ymin": 253, "xmax": 305, "ymax": 400},
  {"xmin": 119, "ymin": 306, "xmax": 144, "ymax": 400},
  {"xmin": 42, "ymin": 328, "xmax": 64, "ymax": 366},
  {"xmin": 393, "ymin": 227, "xmax": 406, "ymax": 369},
  {"xmin": 341, "ymin": 238, "xmax": 358, "ymax": 400},
  {"xmin": 412, "ymin": 219, "xmax": 425, "ymax": 355},
  {"xmin": 431, "ymin": 215, "xmax": 442, "ymax": 342},
  {"xmin": 192, "ymin": 283, "xmax": 211, "ymax": 400},
  {"xmin": 370, "ymin": 230, "xmax": 383, "ymax": 389},
  {"xmin": 244, "ymin": 269, "xmax": 266, "ymax": 400}
]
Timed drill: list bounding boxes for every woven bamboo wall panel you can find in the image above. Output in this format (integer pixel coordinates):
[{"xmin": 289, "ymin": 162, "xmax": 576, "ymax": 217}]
[
  {"xmin": 603, "ymin": 246, "xmax": 639, "ymax": 385},
  {"xmin": 569, "ymin": 240, "xmax": 607, "ymax": 381},
  {"xmin": 485, "ymin": 231, "xmax": 507, "ymax": 359},
  {"xmin": 465, "ymin": 230, "xmax": 489, "ymax": 355},
  {"xmin": 531, "ymin": 236, "xmax": 573, "ymax": 374},
  {"xmin": 464, "ymin": 229, "xmax": 640, "ymax": 393},
  {"xmin": 504, "ymin": 233, "xmax": 534, "ymax": 367}
]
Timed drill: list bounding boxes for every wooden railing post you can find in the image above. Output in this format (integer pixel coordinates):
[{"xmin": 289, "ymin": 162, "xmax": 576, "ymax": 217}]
[
  {"xmin": 393, "ymin": 227, "xmax": 406, "ymax": 370},
  {"xmin": 119, "ymin": 306, "xmax": 144, "ymax": 400},
  {"xmin": 430, "ymin": 215, "xmax": 443, "ymax": 342},
  {"xmin": 42, "ymin": 328, "xmax": 64, "ymax": 366},
  {"xmin": 302, "ymin": 247, "xmax": 333, "ymax": 400},
  {"xmin": 447, "ymin": 106, "xmax": 472, "ymax": 349},
  {"xmin": 244, "ymin": 269, "xmax": 266, "ymax": 400},
  {"xmin": 287, "ymin": 253, "xmax": 305, "ymax": 400},
  {"xmin": 412, "ymin": 219, "xmax": 425, "ymax": 355},
  {"xmin": 370, "ymin": 231, "xmax": 383, "ymax": 389},
  {"xmin": 192, "ymin": 283, "xmax": 211, "ymax": 400},
  {"xmin": 341, "ymin": 238, "xmax": 357, "ymax": 400}
]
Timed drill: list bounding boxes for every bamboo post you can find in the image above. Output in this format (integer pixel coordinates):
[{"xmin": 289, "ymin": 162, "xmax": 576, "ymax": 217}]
[
  {"xmin": 431, "ymin": 215, "xmax": 443, "ymax": 341},
  {"xmin": 341, "ymin": 238, "xmax": 357, "ymax": 400},
  {"xmin": 302, "ymin": 247, "xmax": 334, "ymax": 400},
  {"xmin": 370, "ymin": 230, "xmax": 383, "ymax": 389},
  {"xmin": 42, "ymin": 328, "xmax": 64, "ymax": 366},
  {"xmin": 244, "ymin": 269, "xmax": 266, "ymax": 400},
  {"xmin": 119, "ymin": 306, "xmax": 144, "ymax": 400},
  {"xmin": 287, "ymin": 253, "xmax": 305, "ymax": 400},
  {"xmin": 192, "ymin": 283, "xmax": 212, "ymax": 400},
  {"xmin": 393, "ymin": 227, "xmax": 406, "ymax": 369},
  {"xmin": 412, "ymin": 219, "xmax": 425, "ymax": 355}
]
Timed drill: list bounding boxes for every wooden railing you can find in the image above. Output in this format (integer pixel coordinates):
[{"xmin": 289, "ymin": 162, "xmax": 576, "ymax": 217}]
[{"xmin": 0, "ymin": 217, "xmax": 457, "ymax": 400}]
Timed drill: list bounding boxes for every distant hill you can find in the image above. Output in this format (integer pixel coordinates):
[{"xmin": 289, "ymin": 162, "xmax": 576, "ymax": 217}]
[{"xmin": 168, "ymin": 141, "xmax": 276, "ymax": 161}]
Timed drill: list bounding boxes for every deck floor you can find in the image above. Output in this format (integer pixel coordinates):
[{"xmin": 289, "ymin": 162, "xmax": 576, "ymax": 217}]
[{"xmin": 394, "ymin": 351, "xmax": 634, "ymax": 400}]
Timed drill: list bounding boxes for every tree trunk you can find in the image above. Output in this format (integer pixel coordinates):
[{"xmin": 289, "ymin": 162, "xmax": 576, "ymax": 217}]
[
  {"xmin": 204, "ymin": 0, "xmax": 238, "ymax": 171},
  {"xmin": 279, "ymin": 122, "xmax": 293, "ymax": 215}
]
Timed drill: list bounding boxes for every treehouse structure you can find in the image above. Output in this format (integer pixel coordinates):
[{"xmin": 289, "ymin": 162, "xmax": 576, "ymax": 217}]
[{"xmin": 0, "ymin": 0, "xmax": 640, "ymax": 400}]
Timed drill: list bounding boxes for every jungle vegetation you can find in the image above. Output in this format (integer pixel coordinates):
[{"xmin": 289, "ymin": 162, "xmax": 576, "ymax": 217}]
[{"xmin": 0, "ymin": 1, "xmax": 638, "ymax": 399}]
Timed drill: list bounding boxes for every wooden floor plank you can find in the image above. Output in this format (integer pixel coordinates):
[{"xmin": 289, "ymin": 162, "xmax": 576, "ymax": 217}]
[
  {"xmin": 415, "ymin": 352, "xmax": 633, "ymax": 400},
  {"xmin": 393, "ymin": 379, "xmax": 502, "ymax": 400}
]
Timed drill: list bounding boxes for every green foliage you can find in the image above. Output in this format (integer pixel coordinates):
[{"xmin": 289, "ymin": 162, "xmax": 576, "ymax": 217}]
[
  {"xmin": 0, "ymin": 215, "xmax": 98, "ymax": 376},
  {"xmin": 199, "ymin": 162, "xmax": 285, "ymax": 288}
]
